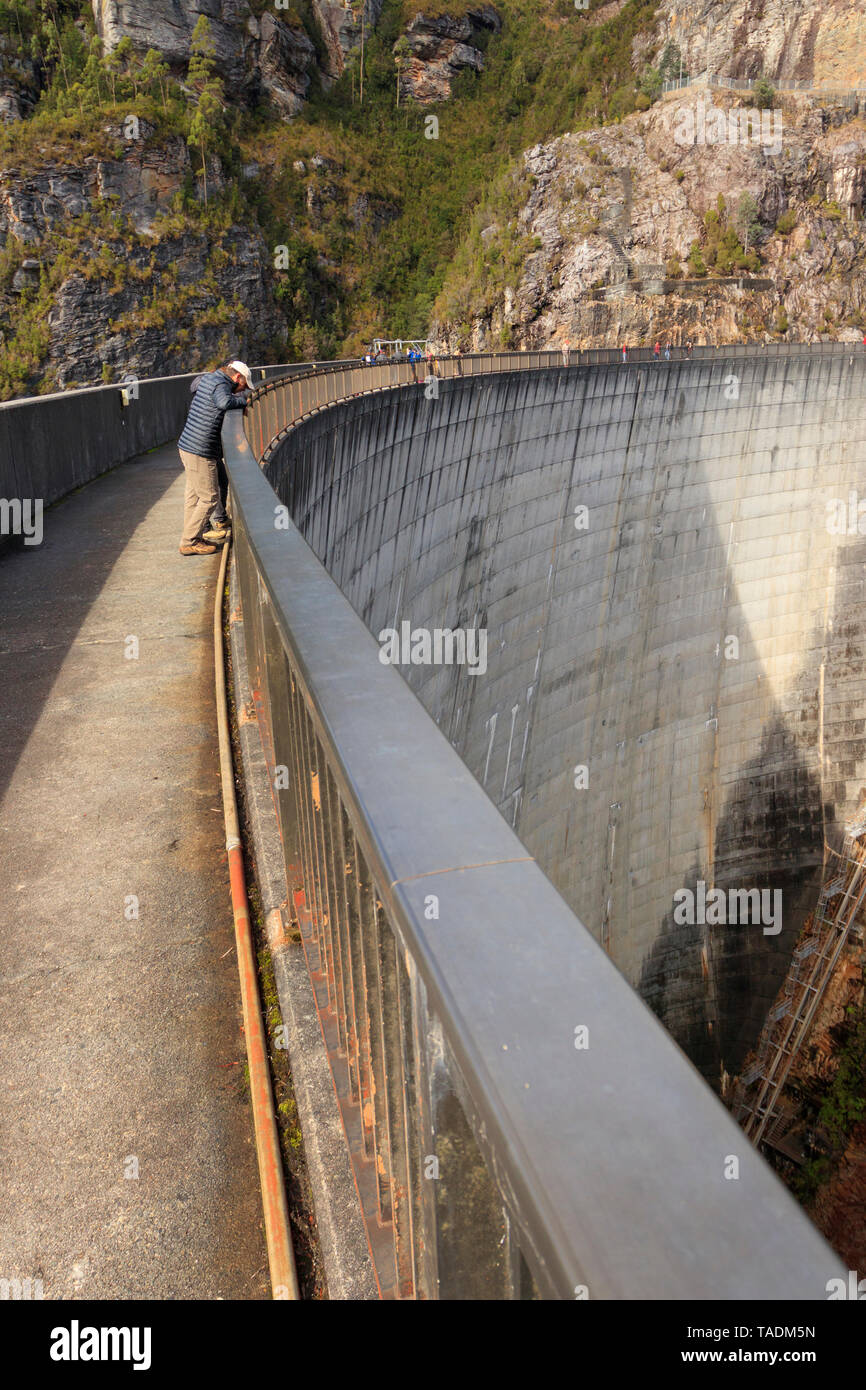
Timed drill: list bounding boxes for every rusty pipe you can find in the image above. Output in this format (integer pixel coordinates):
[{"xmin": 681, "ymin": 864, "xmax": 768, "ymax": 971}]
[{"xmin": 213, "ymin": 534, "xmax": 299, "ymax": 1301}]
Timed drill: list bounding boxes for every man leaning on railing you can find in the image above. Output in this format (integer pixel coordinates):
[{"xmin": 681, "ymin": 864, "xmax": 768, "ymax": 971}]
[{"xmin": 176, "ymin": 360, "xmax": 252, "ymax": 556}]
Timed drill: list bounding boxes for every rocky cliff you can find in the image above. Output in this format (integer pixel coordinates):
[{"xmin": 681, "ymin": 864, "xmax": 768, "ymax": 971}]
[
  {"xmin": 0, "ymin": 118, "xmax": 284, "ymax": 392},
  {"xmin": 647, "ymin": 0, "xmax": 866, "ymax": 89},
  {"xmin": 88, "ymin": 0, "xmax": 498, "ymax": 109},
  {"xmin": 313, "ymin": 0, "xmax": 384, "ymax": 80},
  {"xmin": 92, "ymin": 0, "xmax": 316, "ymax": 111},
  {"xmin": 89, "ymin": 0, "xmax": 495, "ymax": 110},
  {"xmin": 433, "ymin": 88, "xmax": 866, "ymax": 350},
  {"xmin": 399, "ymin": 6, "xmax": 501, "ymax": 103},
  {"xmin": 0, "ymin": 32, "xmax": 40, "ymax": 124},
  {"xmin": 5, "ymin": 0, "xmax": 866, "ymax": 397}
]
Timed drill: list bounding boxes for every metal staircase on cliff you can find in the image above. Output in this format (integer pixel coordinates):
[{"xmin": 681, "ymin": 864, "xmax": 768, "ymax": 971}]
[{"xmin": 733, "ymin": 822, "xmax": 866, "ymax": 1150}]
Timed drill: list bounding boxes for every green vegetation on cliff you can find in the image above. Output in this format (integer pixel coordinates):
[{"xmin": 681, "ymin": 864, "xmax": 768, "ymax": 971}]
[{"xmin": 0, "ymin": 0, "xmax": 666, "ymax": 392}]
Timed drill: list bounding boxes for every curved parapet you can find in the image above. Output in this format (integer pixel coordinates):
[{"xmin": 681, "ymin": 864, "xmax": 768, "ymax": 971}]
[
  {"xmin": 223, "ymin": 347, "xmax": 853, "ymax": 1299},
  {"xmin": 266, "ymin": 348, "xmax": 866, "ymax": 1084}
]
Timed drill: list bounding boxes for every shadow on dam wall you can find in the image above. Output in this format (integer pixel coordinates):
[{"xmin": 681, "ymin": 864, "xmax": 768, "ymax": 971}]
[{"xmin": 266, "ymin": 355, "xmax": 866, "ymax": 1086}]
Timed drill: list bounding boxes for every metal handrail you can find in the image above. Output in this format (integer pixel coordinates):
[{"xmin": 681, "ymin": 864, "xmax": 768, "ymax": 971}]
[
  {"xmin": 223, "ymin": 350, "xmax": 845, "ymax": 1300},
  {"xmin": 244, "ymin": 343, "xmax": 863, "ymax": 474}
]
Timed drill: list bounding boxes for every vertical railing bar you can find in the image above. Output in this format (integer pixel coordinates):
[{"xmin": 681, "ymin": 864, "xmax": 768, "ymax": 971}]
[
  {"xmin": 405, "ymin": 968, "xmax": 439, "ymax": 1300},
  {"xmin": 289, "ymin": 675, "xmax": 319, "ymax": 965},
  {"xmin": 322, "ymin": 764, "xmax": 350, "ymax": 1055},
  {"xmin": 379, "ymin": 924, "xmax": 415, "ymax": 1298},
  {"xmin": 309, "ymin": 728, "xmax": 338, "ymax": 1009},
  {"xmin": 394, "ymin": 944, "xmax": 422, "ymax": 1297},
  {"xmin": 344, "ymin": 815, "xmax": 375, "ymax": 1158},
  {"xmin": 277, "ymin": 652, "xmax": 308, "ymax": 915},
  {"xmin": 354, "ymin": 845, "xmax": 390, "ymax": 1205},
  {"xmin": 298, "ymin": 697, "xmax": 329, "ymax": 984},
  {"xmin": 335, "ymin": 798, "xmax": 362, "ymax": 1103}
]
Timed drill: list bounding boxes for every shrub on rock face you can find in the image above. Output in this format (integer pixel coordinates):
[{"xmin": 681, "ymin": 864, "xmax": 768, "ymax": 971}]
[
  {"xmin": 750, "ymin": 76, "xmax": 776, "ymax": 110},
  {"xmin": 657, "ymin": 40, "xmax": 684, "ymax": 85},
  {"xmin": 733, "ymin": 191, "xmax": 761, "ymax": 253},
  {"xmin": 775, "ymin": 208, "xmax": 797, "ymax": 236},
  {"xmin": 639, "ymin": 66, "xmax": 661, "ymax": 105},
  {"xmin": 688, "ymin": 241, "xmax": 706, "ymax": 276}
]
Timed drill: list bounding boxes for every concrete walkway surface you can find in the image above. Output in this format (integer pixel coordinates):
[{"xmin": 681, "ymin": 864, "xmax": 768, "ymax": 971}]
[{"xmin": 0, "ymin": 443, "xmax": 268, "ymax": 1299}]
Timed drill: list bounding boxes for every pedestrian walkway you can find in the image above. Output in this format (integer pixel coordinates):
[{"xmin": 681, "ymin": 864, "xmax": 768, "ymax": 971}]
[{"xmin": 0, "ymin": 443, "xmax": 268, "ymax": 1299}]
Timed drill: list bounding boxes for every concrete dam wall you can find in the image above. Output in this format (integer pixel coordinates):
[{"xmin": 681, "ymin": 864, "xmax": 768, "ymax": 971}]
[{"xmin": 266, "ymin": 354, "xmax": 866, "ymax": 1083}]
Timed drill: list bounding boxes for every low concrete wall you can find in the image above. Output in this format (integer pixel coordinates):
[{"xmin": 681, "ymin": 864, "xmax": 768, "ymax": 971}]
[
  {"xmin": 0, "ymin": 375, "xmax": 195, "ymax": 512},
  {"xmin": 0, "ymin": 362, "xmax": 321, "ymax": 541},
  {"xmin": 267, "ymin": 353, "xmax": 866, "ymax": 1083}
]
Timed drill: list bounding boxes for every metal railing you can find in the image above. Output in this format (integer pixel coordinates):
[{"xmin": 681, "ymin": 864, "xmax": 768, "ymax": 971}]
[
  {"xmin": 244, "ymin": 342, "xmax": 866, "ymax": 465},
  {"xmin": 663, "ymin": 72, "xmax": 866, "ymax": 102},
  {"xmin": 734, "ymin": 826, "xmax": 866, "ymax": 1150},
  {"xmin": 222, "ymin": 351, "xmax": 846, "ymax": 1299},
  {"xmin": 242, "ymin": 343, "xmax": 866, "ymax": 471}
]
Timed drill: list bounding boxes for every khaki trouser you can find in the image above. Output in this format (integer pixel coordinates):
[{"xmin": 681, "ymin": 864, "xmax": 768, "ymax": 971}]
[{"xmin": 179, "ymin": 449, "xmax": 219, "ymax": 547}]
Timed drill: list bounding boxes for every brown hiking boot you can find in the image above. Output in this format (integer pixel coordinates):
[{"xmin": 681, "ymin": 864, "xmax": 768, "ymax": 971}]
[{"xmin": 179, "ymin": 541, "xmax": 218, "ymax": 555}]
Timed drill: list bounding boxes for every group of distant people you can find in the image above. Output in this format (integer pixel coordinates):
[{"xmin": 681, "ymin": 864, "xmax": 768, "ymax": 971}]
[
  {"xmin": 562, "ymin": 339, "xmax": 695, "ymax": 365},
  {"xmin": 620, "ymin": 340, "xmax": 693, "ymax": 362},
  {"xmin": 361, "ymin": 344, "xmax": 448, "ymax": 382},
  {"xmin": 362, "ymin": 346, "xmax": 427, "ymax": 364}
]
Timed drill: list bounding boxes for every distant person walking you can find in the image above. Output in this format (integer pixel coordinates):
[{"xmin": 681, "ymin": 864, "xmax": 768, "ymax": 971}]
[
  {"xmin": 621, "ymin": 344, "xmax": 629, "ymax": 363},
  {"xmin": 664, "ymin": 343, "xmax": 671, "ymax": 361},
  {"xmin": 686, "ymin": 339, "xmax": 694, "ymax": 358},
  {"xmin": 455, "ymin": 345, "xmax": 463, "ymax": 376},
  {"xmin": 177, "ymin": 360, "xmax": 252, "ymax": 556},
  {"xmin": 562, "ymin": 338, "xmax": 570, "ymax": 367},
  {"xmin": 653, "ymin": 340, "xmax": 661, "ymax": 360}
]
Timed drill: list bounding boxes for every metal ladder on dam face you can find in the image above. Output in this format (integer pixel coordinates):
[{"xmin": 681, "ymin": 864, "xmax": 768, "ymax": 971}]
[{"xmin": 733, "ymin": 824, "xmax": 866, "ymax": 1150}]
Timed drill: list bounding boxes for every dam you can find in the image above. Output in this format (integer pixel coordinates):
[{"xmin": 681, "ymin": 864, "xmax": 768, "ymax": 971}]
[
  {"xmin": 264, "ymin": 349, "xmax": 866, "ymax": 1086},
  {"xmin": 1, "ymin": 348, "xmax": 852, "ymax": 1300}
]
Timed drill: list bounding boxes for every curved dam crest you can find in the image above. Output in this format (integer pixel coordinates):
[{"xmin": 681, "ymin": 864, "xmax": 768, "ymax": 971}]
[{"xmin": 266, "ymin": 356, "xmax": 866, "ymax": 1082}]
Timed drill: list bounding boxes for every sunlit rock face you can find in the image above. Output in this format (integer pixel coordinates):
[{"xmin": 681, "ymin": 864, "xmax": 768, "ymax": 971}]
[
  {"xmin": 90, "ymin": 0, "xmax": 315, "ymax": 111},
  {"xmin": 432, "ymin": 97, "xmax": 866, "ymax": 354},
  {"xmin": 398, "ymin": 8, "xmax": 501, "ymax": 104},
  {"xmin": 649, "ymin": 0, "xmax": 866, "ymax": 87},
  {"xmin": 312, "ymin": 0, "xmax": 384, "ymax": 80}
]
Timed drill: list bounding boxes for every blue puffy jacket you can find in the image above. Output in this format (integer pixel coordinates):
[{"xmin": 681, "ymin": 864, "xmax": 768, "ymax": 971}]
[{"xmin": 178, "ymin": 369, "xmax": 248, "ymax": 459}]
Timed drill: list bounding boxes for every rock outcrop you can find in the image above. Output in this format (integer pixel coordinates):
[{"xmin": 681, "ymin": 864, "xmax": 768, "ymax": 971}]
[
  {"xmin": 0, "ymin": 118, "xmax": 283, "ymax": 390},
  {"xmin": 46, "ymin": 222, "xmax": 283, "ymax": 389},
  {"xmin": 399, "ymin": 7, "xmax": 501, "ymax": 104},
  {"xmin": 650, "ymin": 0, "xmax": 866, "ymax": 89},
  {"xmin": 0, "ymin": 122, "xmax": 213, "ymax": 240},
  {"xmin": 313, "ymin": 0, "xmax": 384, "ymax": 80},
  {"xmin": 256, "ymin": 12, "xmax": 316, "ymax": 116},
  {"xmin": 92, "ymin": 0, "xmax": 254, "ymax": 91},
  {"xmin": 350, "ymin": 190, "xmax": 399, "ymax": 238},
  {"xmin": 433, "ymin": 89, "xmax": 866, "ymax": 350},
  {"xmin": 91, "ymin": 0, "xmax": 316, "ymax": 114},
  {"xmin": 0, "ymin": 34, "xmax": 42, "ymax": 123}
]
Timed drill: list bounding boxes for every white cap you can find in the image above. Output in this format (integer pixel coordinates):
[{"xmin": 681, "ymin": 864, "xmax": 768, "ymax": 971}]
[{"xmin": 228, "ymin": 360, "xmax": 253, "ymax": 389}]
